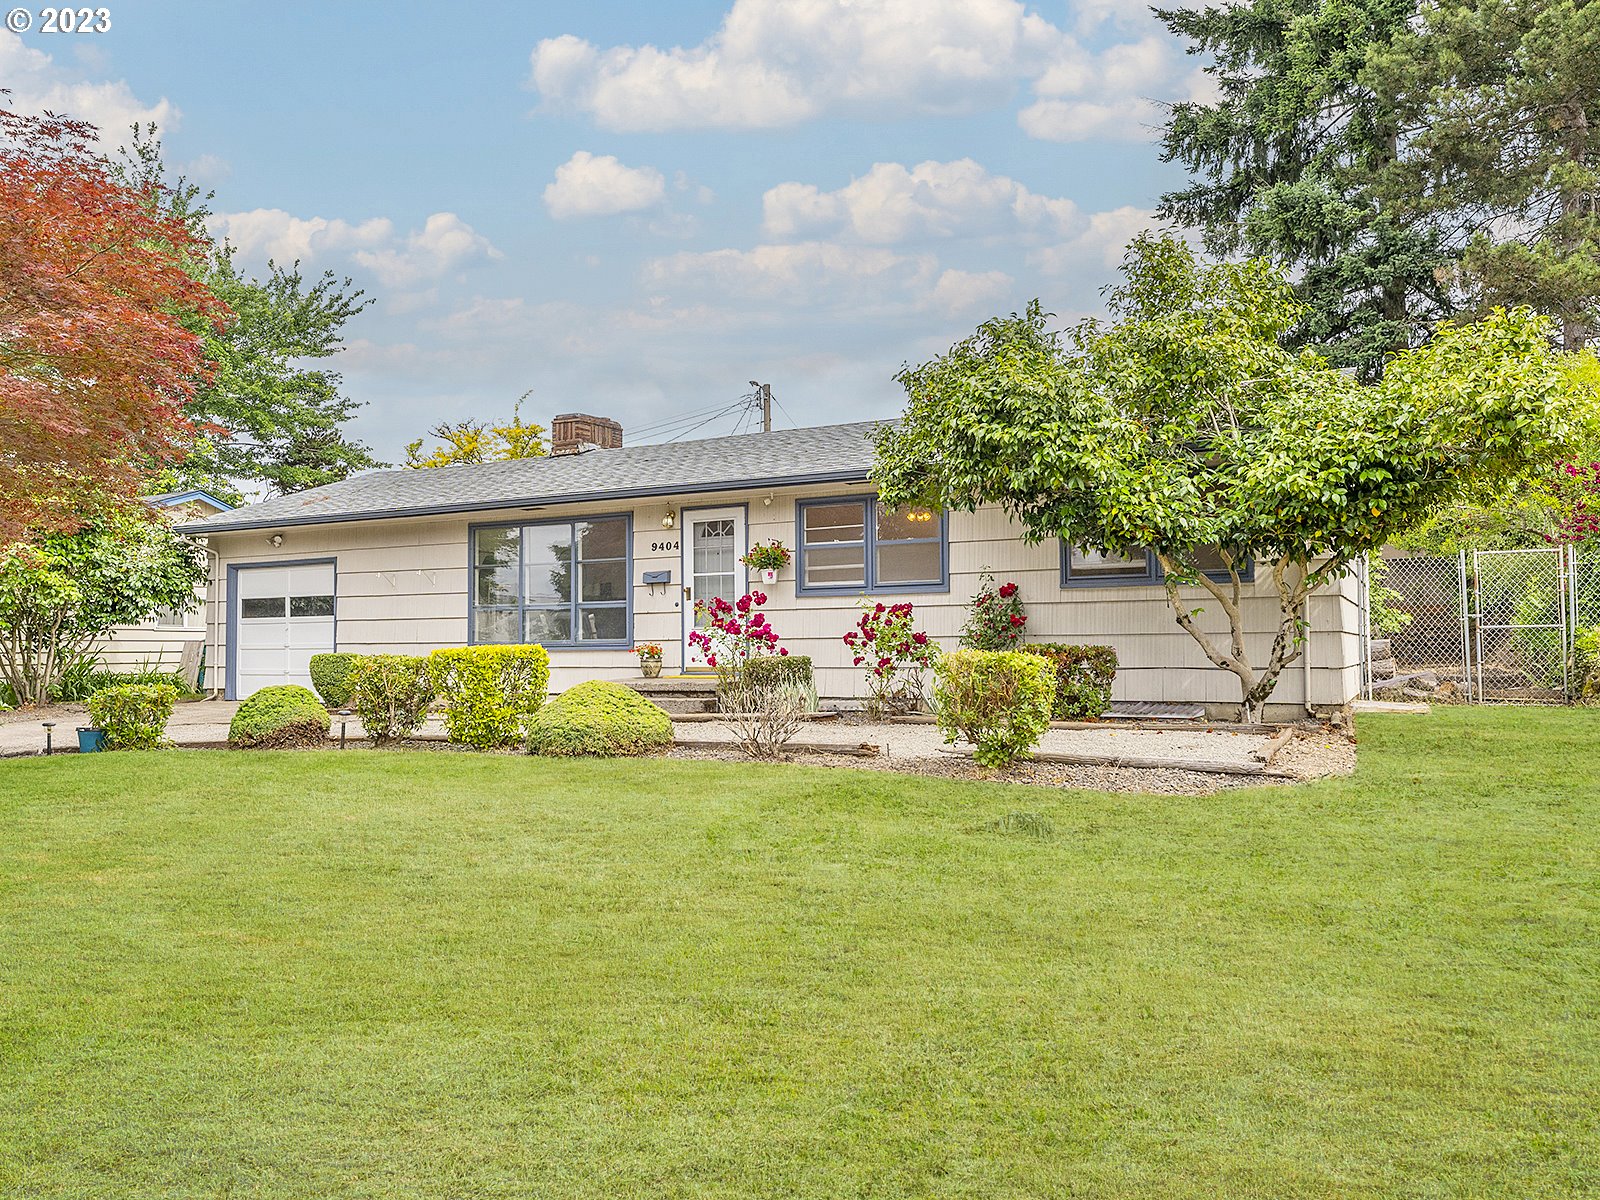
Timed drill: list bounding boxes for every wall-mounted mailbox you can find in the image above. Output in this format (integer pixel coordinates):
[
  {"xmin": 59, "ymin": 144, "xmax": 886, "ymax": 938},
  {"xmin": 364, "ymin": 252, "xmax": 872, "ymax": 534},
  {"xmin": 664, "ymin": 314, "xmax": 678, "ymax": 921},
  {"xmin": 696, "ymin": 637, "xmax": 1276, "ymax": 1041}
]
[{"xmin": 642, "ymin": 570, "xmax": 672, "ymax": 594}]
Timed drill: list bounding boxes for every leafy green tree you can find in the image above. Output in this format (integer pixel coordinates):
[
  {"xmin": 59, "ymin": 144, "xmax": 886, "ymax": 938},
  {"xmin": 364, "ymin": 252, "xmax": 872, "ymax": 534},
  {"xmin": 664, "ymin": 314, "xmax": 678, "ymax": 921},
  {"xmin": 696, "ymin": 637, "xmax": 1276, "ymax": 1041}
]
[
  {"xmin": 405, "ymin": 395, "xmax": 548, "ymax": 467},
  {"xmin": 872, "ymin": 236, "xmax": 1595, "ymax": 721},
  {"xmin": 0, "ymin": 507, "xmax": 206, "ymax": 705},
  {"xmin": 117, "ymin": 130, "xmax": 382, "ymax": 501},
  {"xmin": 1369, "ymin": 0, "xmax": 1600, "ymax": 351},
  {"xmin": 1157, "ymin": 0, "xmax": 1450, "ymax": 376}
]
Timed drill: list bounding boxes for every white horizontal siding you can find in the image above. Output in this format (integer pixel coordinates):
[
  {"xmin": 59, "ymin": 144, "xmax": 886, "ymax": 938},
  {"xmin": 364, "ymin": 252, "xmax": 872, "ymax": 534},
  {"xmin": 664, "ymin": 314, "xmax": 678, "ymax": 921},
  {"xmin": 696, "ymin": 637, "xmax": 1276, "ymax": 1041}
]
[{"xmin": 201, "ymin": 484, "xmax": 1363, "ymax": 713}]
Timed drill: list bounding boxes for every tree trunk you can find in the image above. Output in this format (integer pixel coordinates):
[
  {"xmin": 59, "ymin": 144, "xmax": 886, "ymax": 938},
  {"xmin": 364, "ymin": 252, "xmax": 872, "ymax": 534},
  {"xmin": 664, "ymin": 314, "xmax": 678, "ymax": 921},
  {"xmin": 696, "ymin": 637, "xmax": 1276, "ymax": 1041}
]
[{"xmin": 1158, "ymin": 552, "xmax": 1320, "ymax": 723}]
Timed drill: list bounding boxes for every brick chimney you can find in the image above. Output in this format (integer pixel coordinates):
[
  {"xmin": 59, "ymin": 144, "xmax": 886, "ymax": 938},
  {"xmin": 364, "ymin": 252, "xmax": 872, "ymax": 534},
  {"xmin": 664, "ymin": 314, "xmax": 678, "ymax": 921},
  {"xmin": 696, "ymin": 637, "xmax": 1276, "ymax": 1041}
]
[{"xmin": 550, "ymin": 413, "xmax": 623, "ymax": 456}]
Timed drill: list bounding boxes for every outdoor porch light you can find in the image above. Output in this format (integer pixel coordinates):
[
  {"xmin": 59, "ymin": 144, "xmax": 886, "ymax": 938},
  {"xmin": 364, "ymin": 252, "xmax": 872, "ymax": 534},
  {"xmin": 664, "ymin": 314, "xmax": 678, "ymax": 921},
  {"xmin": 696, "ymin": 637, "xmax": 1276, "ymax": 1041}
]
[
  {"xmin": 662, "ymin": 509, "xmax": 676, "ymax": 529},
  {"xmin": 268, "ymin": 533, "xmax": 284, "ymax": 547}
]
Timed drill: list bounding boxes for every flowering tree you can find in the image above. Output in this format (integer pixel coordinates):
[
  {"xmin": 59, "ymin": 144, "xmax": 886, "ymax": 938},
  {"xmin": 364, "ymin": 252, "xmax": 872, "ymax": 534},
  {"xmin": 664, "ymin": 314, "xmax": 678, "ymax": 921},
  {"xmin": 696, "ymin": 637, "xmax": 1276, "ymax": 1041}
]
[
  {"xmin": 689, "ymin": 590, "xmax": 786, "ymax": 672},
  {"xmin": 0, "ymin": 103, "xmax": 226, "ymax": 539},
  {"xmin": 844, "ymin": 601, "xmax": 939, "ymax": 716},
  {"xmin": 959, "ymin": 574, "xmax": 1026, "ymax": 650},
  {"xmin": 1549, "ymin": 460, "xmax": 1600, "ymax": 545}
]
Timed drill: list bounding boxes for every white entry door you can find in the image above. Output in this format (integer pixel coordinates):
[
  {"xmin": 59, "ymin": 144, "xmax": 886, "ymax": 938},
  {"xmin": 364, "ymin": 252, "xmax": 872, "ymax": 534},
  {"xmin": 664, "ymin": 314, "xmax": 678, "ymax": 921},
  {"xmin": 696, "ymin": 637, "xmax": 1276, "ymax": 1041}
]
[
  {"xmin": 233, "ymin": 561, "xmax": 336, "ymax": 699},
  {"xmin": 682, "ymin": 507, "xmax": 747, "ymax": 671}
]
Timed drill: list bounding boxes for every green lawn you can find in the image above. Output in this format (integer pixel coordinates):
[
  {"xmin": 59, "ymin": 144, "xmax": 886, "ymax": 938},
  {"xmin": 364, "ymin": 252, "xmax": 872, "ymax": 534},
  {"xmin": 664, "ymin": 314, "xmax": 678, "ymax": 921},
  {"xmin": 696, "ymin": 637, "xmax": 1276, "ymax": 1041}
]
[{"xmin": 1, "ymin": 710, "xmax": 1597, "ymax": 1198}]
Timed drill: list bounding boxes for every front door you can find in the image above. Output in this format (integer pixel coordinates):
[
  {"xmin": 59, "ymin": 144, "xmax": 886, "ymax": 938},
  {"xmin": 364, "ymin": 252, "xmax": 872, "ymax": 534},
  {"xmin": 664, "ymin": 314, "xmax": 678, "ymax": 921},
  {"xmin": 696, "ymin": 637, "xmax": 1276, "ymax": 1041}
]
[{"xmin": 682, "ymin": 506, "xmax": 747, "ymax": 671}]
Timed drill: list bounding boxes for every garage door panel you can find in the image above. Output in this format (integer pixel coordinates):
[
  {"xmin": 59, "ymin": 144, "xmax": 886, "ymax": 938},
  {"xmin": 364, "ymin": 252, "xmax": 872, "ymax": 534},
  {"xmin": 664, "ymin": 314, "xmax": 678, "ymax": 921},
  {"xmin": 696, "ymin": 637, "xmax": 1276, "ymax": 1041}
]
[{"xmin": 237, "ymin": 567, "xmax": 292, "ymax": 599}]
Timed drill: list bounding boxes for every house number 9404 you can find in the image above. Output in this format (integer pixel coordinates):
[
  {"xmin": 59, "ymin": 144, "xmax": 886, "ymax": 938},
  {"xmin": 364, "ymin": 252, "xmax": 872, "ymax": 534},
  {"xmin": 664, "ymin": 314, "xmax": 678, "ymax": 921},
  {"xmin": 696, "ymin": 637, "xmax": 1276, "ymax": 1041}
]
[{"xmin": 650, "ymin": 539, "xmax": 679, "ymax": 552}]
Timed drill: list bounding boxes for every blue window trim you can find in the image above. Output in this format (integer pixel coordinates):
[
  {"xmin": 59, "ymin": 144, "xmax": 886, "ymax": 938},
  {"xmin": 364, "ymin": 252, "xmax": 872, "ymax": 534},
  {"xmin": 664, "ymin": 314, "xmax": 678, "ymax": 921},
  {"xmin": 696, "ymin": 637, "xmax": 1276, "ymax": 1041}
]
[
  {"xmin": 224, "ymin": 556, "xmax": 338, "ymax": 701},
  {"xmin": 795, "ymin": 495, "xmax": 949, "ymax": 597},
  {"xmin": 1059, "ymin": 542, "xmax": 1255, "ymax": 588},
  {"xmin": 468, "ymin": 514, "xmax": 633, "ymax": 651}
]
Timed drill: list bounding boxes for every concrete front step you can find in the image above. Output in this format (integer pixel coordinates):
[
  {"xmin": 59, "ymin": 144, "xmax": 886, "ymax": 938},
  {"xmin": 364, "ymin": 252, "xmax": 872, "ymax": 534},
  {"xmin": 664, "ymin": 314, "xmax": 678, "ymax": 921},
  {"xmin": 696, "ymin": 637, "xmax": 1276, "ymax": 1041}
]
[
  {"xmin": 619, "ymin": 675, "xmax": 720, "ymax": 715},
  {"xmin": 621, "ymin": 675, "xmax": 719, "ymax": 695},
  {"xmin": 652, "ymin": 695, "xmax": 720, "ymax": 715}
]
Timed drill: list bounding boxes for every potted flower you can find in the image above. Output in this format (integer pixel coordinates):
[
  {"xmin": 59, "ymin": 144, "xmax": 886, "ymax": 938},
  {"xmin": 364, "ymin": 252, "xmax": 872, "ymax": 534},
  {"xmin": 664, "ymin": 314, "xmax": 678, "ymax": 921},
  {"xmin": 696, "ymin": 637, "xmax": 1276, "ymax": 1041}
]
[
  {"xmin": 634, "ymin": 644, "xmax": 664, "ymax": 678},
  {"xmin": 742, "ymin": 540, "xmax": 792, "ymax": 584}
]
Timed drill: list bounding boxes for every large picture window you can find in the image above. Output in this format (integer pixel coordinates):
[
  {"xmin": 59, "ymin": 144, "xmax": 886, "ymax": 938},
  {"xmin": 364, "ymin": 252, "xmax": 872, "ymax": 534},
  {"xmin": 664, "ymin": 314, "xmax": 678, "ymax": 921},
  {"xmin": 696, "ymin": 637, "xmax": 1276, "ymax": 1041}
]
[
  {"xmin": 1060, "ymin": 542, "xmax": 1253, "ymax": 587},
  {"xmin": 472, "ymin": 517, "xmax": 630, "ymax": 647},
  {"xmin": 796, "ymin": 497, "xmax": 946, "ymax": 595}
]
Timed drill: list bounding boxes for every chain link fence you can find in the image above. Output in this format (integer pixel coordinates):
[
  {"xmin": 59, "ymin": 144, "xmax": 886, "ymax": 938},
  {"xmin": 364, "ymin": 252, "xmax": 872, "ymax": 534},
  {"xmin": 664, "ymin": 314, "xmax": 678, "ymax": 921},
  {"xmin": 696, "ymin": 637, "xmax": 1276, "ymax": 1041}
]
[{"xmin": 1367, "ymin": 547, "xmax": 1596, "ymax": 704}]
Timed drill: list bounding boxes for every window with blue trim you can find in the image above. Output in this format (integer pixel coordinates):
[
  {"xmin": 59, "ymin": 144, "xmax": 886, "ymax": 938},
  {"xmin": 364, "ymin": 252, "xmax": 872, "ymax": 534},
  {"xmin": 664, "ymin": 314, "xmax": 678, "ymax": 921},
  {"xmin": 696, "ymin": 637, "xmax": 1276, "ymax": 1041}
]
[
  {"xmin": 473, "ymin": 518, "xmax": 629, "ymax": 646},
  {"xmin": 797, "ymin": 497, "xmax": 945, "ymax": 594},
  {"xmin": 1060, "ymin": 542, "xmax": 1253, "ymax": 586}
]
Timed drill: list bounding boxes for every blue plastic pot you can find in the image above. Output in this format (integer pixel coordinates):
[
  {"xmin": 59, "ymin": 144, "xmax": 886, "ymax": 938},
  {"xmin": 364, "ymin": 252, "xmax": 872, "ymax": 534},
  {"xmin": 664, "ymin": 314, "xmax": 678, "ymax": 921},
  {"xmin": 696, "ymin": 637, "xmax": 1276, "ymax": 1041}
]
[{"xmin": 77, "ymin": 727, "xmax": 107, "ymax": 753}]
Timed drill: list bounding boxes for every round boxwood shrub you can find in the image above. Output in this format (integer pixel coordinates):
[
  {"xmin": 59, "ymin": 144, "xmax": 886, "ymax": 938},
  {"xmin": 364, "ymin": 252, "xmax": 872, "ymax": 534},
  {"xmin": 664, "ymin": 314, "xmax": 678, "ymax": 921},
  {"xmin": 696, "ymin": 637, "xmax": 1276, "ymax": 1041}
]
[
  {"xmin": 524, "ymin": 680, "xmax": 673, "ymax": 758},
  {"xmin": 229, "ymin": 685, "xmax": 332, "ymax": 749},
  {"xmin": 308, "ymin": 652, "xmax": 360, "ymax": 708}
]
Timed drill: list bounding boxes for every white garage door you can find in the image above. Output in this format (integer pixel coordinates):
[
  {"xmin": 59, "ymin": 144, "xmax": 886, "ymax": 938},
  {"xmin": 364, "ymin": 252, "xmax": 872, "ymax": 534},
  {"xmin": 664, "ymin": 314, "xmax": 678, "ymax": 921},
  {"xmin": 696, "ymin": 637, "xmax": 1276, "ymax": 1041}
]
[{"xmin": 234, "ymin": 562, "xmax": 335, "ymax": 699}]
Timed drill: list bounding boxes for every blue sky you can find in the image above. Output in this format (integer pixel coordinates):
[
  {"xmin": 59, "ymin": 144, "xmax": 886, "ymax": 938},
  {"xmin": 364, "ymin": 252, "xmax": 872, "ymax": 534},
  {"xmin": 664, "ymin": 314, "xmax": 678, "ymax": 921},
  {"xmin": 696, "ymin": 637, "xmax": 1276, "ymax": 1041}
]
[{"xmin": 3, "ymin": 0, "xmax": 1210, "ymax": 460}]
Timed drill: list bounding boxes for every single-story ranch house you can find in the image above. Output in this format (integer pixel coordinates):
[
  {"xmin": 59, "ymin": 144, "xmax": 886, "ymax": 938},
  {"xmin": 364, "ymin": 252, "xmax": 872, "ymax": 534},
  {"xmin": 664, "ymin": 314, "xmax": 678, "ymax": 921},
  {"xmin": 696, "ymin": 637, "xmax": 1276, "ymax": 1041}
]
[{"xmin": 177, "ymin": 414, "xmax": 1363, "ymax": 719}]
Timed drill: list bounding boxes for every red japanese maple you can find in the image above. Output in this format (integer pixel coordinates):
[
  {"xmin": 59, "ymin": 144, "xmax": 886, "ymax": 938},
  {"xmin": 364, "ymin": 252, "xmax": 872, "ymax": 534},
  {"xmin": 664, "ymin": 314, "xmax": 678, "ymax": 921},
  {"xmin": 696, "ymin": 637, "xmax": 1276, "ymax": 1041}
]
[{"xmin": 0, "ymin": 102, "xmax": 227, "ymax": 539}]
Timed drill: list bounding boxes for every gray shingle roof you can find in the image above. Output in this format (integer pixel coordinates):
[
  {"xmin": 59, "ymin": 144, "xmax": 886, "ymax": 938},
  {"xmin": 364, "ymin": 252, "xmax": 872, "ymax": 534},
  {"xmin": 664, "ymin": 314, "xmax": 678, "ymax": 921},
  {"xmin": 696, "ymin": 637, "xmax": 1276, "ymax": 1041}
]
[{"xmin": 177, "ymin": 420, "xmax": 886, "ymax": 534}]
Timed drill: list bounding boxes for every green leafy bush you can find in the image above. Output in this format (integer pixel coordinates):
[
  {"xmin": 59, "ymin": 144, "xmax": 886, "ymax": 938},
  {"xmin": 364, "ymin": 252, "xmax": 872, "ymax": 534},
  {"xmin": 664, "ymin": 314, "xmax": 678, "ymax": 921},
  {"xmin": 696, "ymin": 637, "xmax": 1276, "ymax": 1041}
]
[
  {"xmin": 87, "ymin": 683, "xmax": 177, "ymax": 750},
  {"xmin": 720, "ymin": 654, "xmax": 816, "ymax": 711},
  {"xmin": 350, "ymin": 655, "xmax": 436, "ymax": 745},
  {"xmin": 428, "ymin": 644, "xmax": 551, "ymax": 749},
  {"xmin": 933, "ymin": 649, "xmax": 1056, "ymax": 769},
  {"xmin": 308, "ymin": 652, "xmax": 360, "ymax": 707},
  {"xmin": 525, "ymin": 680, "xmax": 673, "ymax": 757},
  {"xmin": 1022, "ymin": 643, "xmax": 1117, "ymax": 720},
  {"xmin": 228, "ymin": 685, "xmax": 330, "ymax": 749}
]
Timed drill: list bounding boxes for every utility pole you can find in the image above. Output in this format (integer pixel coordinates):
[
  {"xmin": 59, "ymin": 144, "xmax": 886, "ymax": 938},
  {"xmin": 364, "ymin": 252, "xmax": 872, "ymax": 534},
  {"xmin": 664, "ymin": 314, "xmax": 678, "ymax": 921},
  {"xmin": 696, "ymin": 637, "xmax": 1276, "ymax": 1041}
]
[{"xmin": 749, "ymin": 380, "xmax": 772, "ymax": 432}]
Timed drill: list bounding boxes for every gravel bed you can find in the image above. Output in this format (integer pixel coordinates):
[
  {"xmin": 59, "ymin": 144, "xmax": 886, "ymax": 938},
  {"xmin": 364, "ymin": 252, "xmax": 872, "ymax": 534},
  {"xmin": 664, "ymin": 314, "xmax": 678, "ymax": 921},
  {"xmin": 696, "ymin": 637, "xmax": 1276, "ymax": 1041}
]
[{"xmin": 668, "ymin": 726, "xmax": 1355, "ymax": 796}]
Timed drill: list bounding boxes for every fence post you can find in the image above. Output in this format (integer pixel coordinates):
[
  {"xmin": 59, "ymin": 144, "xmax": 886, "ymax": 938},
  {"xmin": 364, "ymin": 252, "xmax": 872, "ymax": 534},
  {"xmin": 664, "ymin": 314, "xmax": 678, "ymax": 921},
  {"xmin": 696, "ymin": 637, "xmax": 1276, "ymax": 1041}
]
[{"xmin": 1458, "ymin": 549, "xmax": 1473, "ymax": 704}]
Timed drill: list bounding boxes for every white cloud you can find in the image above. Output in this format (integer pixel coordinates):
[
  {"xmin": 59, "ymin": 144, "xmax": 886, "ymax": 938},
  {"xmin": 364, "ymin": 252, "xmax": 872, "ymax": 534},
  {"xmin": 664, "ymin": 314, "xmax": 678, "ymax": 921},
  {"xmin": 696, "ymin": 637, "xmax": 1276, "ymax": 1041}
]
[
  {"xmin": 208, "ymin": 209, "xmax": 500, "ymax": 286},
  {"xmin": 1019, "ymin": 38, "xmax": 1218, "ymax": 143},
  {"xmin": 206, "ymin": 209, "xmax": 394, "ymax": 263},
  {"xmin": 353, "ymin": 212, "xmax": 502, "ymax": 287},
  {"xmin": 926, "ymin": 268, "xmax": 1014, "ymax": 316},
  {"xmin": 543, "ymin": 151, "xmax": 667, "ymax": 219},
  {"xmin": 643, "ymin": 241, "xmax": 937, "ymax": 303},
  {"xmin": 1027, "ymin": 205, "xmax": 1163, "ymax": 276},
  {"xmin": 529, "ymin": 0, "xmax": 1064, "ymax": 131},
  {"xmin": 763, "ymin": 158, "xmax": 1079, "ymax": 244},
  {"xmin": 527, "ymin": 0, "xmax": 1206, "ymax": 144},
  {"xmin": 0, "ymin": 31, "xmax": 177, "ymax": 136}
]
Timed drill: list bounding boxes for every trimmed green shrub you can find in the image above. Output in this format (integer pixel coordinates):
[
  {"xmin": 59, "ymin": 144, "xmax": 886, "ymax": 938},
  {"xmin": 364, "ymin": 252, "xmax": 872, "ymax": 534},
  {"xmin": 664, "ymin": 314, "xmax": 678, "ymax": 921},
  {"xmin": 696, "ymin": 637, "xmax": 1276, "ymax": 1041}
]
[
  {"xmin": 228, "ymin": 685, "xmax": 330, "ymax": 749},
  {"xmin": 308, "ymin": 652, "xmax": 360, "ymax": 707},
  {"xmin": 428, "ymin": 644, "xmax": 551, "ymax": 749},
  {"xmin": 350, "ymin": 654, "xmax": 436, "ymax": 745},
  {"xmin": 525, "ymin": 681, "xmax": 673, "ymax": 757},
  {"xmin": 87, "ymin": 683, "xmax": 177, "ymax": 750},
  {"xmin": 1022, "ymin": 643, "xmax": 1117, "ymax": 720},
  {"xmin": 933, "ymin": 649, "xmax": 1056, "ymax": 769}
]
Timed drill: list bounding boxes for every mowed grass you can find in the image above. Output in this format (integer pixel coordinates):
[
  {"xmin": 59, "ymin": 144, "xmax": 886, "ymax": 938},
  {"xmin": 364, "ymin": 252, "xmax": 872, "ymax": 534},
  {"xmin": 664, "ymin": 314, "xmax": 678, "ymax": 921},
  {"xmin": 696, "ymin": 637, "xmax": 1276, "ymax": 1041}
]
[{"xmin": 1, "ymin": 709, "xmax": 1597, "ymax": 1198}]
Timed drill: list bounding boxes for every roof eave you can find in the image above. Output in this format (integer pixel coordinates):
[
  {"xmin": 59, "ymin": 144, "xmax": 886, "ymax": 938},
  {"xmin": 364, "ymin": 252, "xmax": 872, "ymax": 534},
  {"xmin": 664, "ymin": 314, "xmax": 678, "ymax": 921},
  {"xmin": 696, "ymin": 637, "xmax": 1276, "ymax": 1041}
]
[{"xmin": 175, "ymin": 467, "xmax": 876, "ymax": 536}]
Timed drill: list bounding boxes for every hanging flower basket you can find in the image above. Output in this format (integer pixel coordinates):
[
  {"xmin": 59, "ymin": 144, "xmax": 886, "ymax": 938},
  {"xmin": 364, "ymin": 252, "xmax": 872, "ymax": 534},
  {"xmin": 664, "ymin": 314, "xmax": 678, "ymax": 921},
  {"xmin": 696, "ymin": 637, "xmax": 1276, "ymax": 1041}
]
[{"xmin": 742, "ymin": 540, "xmax": 792, "ymax": 583}]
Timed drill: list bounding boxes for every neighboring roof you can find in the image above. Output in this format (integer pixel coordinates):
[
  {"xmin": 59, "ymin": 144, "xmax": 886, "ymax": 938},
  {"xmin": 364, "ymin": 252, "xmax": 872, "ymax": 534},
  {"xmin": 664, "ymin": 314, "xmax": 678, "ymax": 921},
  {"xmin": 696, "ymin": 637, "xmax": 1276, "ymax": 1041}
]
[
  {"xmin": 177, "ymin": 420, "xmax": 886, "ymax": 535},
  {"xmin": 146, "ymin": 488, "xmax": 236, "ymax": 513}
]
